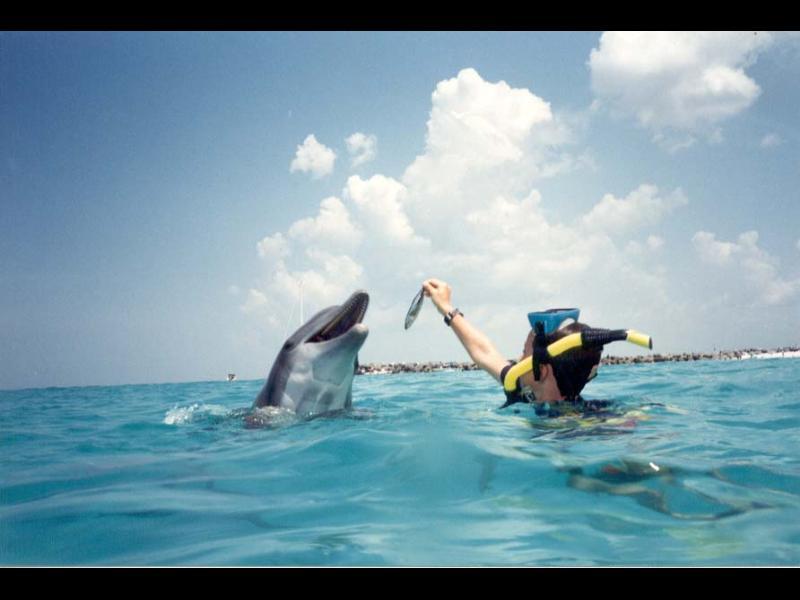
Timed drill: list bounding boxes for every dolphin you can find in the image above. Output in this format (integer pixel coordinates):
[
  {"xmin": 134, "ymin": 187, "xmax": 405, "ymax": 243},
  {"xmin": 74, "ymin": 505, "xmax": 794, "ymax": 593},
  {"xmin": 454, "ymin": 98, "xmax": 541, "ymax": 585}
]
[{"xmin": 252, "ymin": 290, "xmax": 370, "ymax": 418}]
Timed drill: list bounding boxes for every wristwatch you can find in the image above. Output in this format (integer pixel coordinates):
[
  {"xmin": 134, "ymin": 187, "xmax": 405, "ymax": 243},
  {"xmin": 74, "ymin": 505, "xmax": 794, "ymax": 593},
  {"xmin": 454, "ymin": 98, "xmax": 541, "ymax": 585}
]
[{"xmin": 444, "ymin": 308, "xmax": 463, "ymax": 327}]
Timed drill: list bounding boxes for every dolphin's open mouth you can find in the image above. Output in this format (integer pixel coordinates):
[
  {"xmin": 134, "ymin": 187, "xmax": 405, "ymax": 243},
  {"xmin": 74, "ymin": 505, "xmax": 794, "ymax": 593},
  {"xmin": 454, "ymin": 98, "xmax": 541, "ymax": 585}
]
[{"xmin": 308, "ymin": 291, "xmax": 369, "ymax": 343}]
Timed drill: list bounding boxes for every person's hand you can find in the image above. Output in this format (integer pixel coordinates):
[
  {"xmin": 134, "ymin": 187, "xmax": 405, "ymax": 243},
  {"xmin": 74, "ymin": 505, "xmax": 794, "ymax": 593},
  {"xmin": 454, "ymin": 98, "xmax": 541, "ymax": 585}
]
[{"xmin": 422, "ymin": 278, "xmax": 454, "ymax": 316}]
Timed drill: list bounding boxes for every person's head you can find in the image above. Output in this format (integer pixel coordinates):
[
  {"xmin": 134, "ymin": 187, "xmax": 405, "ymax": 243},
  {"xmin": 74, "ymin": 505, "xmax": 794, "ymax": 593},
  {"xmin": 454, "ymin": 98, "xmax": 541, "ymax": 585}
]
[{"xmin": 518, "ymin": 322, "xmax": 602, "ymax": 402}]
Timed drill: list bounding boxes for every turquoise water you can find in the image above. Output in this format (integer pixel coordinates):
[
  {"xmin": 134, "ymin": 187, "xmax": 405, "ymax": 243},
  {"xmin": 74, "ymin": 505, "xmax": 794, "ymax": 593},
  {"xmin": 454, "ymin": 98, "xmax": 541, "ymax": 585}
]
[{"xmin": 2, "ymin": 358, "xmax": 799, "ymax": 566}]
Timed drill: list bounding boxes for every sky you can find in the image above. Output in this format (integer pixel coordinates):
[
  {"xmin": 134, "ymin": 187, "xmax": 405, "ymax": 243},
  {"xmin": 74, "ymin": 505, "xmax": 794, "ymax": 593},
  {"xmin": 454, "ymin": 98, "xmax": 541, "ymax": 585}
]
[{"xmin": 1, "ymin": 31, "xmax": 799, "ymax": 390}]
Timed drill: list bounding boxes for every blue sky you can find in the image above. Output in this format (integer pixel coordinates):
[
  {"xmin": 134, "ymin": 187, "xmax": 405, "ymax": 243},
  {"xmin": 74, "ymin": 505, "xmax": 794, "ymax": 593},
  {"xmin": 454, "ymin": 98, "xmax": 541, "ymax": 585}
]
[{"xmin": 1, "ymin": 31, "xmax": 799, "ymax": 390}]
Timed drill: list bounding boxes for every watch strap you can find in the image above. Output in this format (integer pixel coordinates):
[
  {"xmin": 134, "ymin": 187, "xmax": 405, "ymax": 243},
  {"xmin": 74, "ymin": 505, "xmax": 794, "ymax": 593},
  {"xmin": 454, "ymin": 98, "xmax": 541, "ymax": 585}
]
[{"xmin": 444, "ymin": 308, "xmax": 463, "ymax": 326}]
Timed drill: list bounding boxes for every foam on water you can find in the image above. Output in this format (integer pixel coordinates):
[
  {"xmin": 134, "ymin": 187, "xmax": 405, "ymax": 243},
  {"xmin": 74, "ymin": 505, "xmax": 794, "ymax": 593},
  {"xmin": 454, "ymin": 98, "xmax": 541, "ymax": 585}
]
[{"xmin": 163, "ymin": 403, "xmax": 230, "ymax": 426}]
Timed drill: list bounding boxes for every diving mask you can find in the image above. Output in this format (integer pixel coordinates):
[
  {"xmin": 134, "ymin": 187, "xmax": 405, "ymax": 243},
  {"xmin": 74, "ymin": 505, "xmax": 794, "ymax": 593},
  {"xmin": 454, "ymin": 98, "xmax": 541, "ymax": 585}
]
[{"xmin": 527, "ymin": 308, "xmax": 580, "ymax": 335}]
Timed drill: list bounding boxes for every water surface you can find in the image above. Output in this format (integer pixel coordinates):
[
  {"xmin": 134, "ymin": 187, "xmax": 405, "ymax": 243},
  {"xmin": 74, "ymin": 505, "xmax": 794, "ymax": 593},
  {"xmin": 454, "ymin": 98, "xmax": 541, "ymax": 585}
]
[{"xmin": 2, "ymin": 359, "xmax": 799, "ymax": 565}]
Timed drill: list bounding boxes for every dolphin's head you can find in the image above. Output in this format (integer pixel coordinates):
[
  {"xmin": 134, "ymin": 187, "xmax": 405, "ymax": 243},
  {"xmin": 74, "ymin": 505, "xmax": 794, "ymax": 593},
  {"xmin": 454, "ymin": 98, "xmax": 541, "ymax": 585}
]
[{"xmin": 253, "ymin": 290, "xmax": 370, "ymax": 417}]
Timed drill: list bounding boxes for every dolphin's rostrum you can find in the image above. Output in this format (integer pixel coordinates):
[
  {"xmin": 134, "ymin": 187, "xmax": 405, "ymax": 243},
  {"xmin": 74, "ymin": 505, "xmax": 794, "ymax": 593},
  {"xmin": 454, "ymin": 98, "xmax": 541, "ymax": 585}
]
[{"xmin": 253, "ymin": 290, "xmax": 369, "ymax": 418}]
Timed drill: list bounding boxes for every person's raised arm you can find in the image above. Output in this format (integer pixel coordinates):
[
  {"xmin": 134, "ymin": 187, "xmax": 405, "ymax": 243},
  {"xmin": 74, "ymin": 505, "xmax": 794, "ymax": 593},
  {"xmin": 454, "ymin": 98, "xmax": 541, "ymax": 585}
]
[{"xmin": 422, "ymin": 278, "xmax": 509, "ymax": 382}]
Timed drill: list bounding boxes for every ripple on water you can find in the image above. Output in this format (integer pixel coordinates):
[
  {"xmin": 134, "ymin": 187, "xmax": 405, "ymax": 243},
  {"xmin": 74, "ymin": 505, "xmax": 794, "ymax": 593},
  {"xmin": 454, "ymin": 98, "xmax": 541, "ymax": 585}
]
[{"xmin": 2, "ymin": 359, "xmax": 799, "ymax": 565}]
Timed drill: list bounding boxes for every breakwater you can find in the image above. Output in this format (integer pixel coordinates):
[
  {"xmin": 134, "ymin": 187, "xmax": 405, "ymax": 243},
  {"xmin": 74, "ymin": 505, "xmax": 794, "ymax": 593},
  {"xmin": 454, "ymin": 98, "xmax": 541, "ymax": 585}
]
[{"xmin": 355, "ymin": 346, "xmax": 800, "ymax": 375}]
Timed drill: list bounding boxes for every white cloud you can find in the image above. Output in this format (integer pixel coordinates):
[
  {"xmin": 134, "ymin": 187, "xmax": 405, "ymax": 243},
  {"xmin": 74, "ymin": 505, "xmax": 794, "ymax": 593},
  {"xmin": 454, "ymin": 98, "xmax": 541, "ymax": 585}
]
[
  {"xmin": 290, "ymin": 134, "xmax": 337, "ymax": 178},
  {"xmin": 581, "ymin": 184, "xmax": 688, "ymax": 236},
  {"xmin": 692, "ymin": 231, "xmax": 738, "ymax": 265},
  {"xmin": 287, "ymin": 196, "xmax": 362, "ymax": 251},
  {"xmin": 244, "ymin": 196, "xmax": 366, "ymax": 328},
  {"xmin": 692, "ymin": 230, "xmax": 799, "ymax": 305},
  {"xmin": 651, "ymin": 132, "xmax": 697, "ymax": 154},
  {"xmin": 346, "ymin": 132, "xmax": 378, "ymax": 167},
  {"xmin": 647, "ymin": 235, "xmax": 665, "ymax": 251},
  {"xmin": 625, "ymin": 235, "xmax": 665, "ymax": 255},
  {"xmin": 400, "ymin": 68, "xmax": 575, "ymax": 239},
  {"xmin": 241, "ymin": 288, "xmax": 269, "ymax": 314},
  {"xmin": 423, "ymin": 68, "xmax": 553, "ymax": 163},
  {"xmin": 242, "ymin": 247, "xmax": 366, "ymax": 332},
  {"xmin": 256, "ymin": 232, "xmax": 290, "ymax": 263},
  {"xmin": 305, "ymin": 249, "xmax": 364, "ymax": 287},
  {"xmin": 344, "ymin": 175, "xmax": 423, "ymax": 245},
  {"xmin": 247, "ymin": 68, "xmax": 687, "ymax": 356},
  {"xmin": 459, "ymin": 191, "xmax": 597, "ymax": 296},
  {"xmin": 589, "ymin": 32, "xmax": 774, "ymax": 146},
  {"xmin": 760, "ymin": 133, "xmax": 782, "ymax": 148},
  {"xmin": 243, "ymin": 67, "xmax": 796, "ymax": 363}
]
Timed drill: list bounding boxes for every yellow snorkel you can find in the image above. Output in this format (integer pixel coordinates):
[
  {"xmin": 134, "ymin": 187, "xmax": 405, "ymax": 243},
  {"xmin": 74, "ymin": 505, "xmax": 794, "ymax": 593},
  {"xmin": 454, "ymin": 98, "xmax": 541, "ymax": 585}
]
[{"xmin": 502, "ymin": 328, "xmax": 653, "ymax": 394}]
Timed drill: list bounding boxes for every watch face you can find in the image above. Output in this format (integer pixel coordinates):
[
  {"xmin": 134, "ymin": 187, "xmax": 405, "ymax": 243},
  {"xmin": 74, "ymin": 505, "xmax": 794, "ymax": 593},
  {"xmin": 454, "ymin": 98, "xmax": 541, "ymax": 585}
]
[{"xmin": 404, "ymin": 287, "xmax": 425, "ymax": 330}]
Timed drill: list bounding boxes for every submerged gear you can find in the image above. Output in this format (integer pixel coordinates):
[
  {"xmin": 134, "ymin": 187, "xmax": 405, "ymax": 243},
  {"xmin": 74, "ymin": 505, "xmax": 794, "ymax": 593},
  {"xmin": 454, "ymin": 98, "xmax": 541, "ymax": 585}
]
[{"xmin": 500, "ymin": 308, "xmax": 652, "ymax": 409}]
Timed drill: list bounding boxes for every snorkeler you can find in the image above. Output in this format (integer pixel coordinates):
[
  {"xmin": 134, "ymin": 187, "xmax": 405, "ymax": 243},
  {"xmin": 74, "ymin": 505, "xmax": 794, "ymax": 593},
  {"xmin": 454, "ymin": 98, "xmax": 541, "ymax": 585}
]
[{"xmin": 419, "ymin": 278, "xmax": 652, "ymax": 410}]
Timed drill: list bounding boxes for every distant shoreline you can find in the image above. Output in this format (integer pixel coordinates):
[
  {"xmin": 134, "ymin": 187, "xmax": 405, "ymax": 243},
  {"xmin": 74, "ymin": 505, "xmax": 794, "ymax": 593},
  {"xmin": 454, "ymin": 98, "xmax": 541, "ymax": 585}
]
[{"xmin": 355, "ymin": 347, "xmax": 800, "ymax": 375}]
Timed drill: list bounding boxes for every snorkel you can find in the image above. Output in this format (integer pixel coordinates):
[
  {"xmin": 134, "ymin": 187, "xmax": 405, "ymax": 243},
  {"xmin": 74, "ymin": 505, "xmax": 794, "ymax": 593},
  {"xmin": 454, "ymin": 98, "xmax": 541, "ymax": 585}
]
[{"xmin": 500, "ymin": 308, "xmax": 653, "ymax": 408}]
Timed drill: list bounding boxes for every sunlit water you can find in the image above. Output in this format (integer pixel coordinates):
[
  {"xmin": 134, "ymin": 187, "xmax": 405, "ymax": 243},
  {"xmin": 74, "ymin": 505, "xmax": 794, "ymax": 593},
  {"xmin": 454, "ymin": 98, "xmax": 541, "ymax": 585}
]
[{"xmin": 2, "ymin": 358, "xmax": 799, "ymax": 566}]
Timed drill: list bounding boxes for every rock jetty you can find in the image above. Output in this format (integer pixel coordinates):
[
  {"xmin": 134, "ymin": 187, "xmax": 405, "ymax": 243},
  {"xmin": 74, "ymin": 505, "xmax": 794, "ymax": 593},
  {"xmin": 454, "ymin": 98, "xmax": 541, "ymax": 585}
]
[
  {"xmin": 355, "ymin": 346, "xmax": 800, "ymax": 375},
  {"xmin": 356, "ymin": 361, "xmax": 481, "ymax": 375}
]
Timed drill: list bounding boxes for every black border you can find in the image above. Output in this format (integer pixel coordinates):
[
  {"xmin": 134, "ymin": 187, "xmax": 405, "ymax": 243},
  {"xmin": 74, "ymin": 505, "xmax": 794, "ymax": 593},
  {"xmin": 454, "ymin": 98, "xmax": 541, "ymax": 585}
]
[{"xmin": 4, "ymin": 5, "xmax": 798, "ymax": 31}]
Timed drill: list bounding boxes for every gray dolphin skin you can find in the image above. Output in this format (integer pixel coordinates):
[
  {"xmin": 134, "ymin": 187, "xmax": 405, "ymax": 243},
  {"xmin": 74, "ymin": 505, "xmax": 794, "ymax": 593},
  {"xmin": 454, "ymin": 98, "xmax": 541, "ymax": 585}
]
[{"xmin": 253, "ymin": 290, "xmax": 369, "ymax": 418}]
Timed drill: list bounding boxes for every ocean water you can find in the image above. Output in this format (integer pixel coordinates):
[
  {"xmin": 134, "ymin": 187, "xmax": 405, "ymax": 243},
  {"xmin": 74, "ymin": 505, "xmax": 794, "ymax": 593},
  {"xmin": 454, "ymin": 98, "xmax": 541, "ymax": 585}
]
[{"xmin": 1, "ymin": 358, "xmax": 799, "ymax": 566}]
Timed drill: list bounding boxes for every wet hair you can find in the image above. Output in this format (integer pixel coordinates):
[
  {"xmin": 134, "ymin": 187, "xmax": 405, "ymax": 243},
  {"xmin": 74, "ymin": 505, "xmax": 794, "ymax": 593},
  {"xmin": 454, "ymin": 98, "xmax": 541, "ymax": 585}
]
[{"xmin": 545, "ymin": 322, "xmax": 602, "ymax": 401}]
